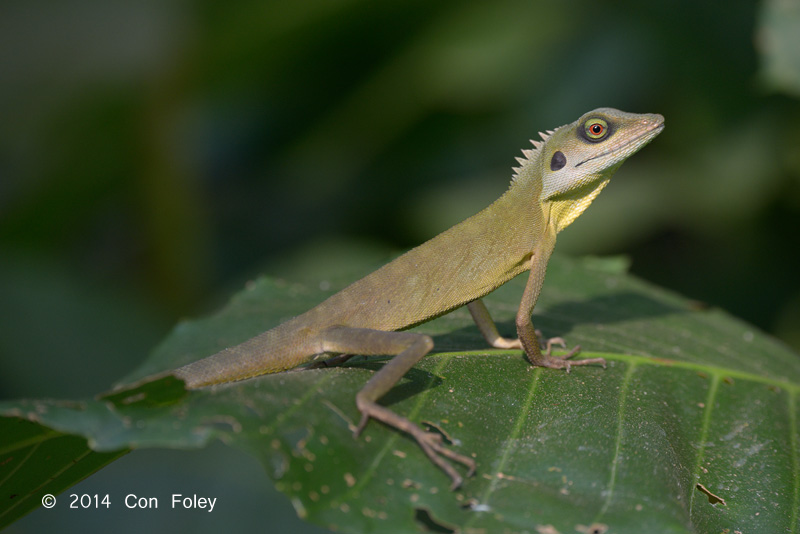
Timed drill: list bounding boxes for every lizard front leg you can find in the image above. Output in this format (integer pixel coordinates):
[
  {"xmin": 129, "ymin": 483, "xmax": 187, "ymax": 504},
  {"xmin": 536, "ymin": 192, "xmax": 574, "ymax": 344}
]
[
  {"xmin": 321, "ymin": 326, "xmax": 475, "ymax": 489},
  {"xmin": 515, "ymin": 239, "xmax": 606, "ymax": 371}
]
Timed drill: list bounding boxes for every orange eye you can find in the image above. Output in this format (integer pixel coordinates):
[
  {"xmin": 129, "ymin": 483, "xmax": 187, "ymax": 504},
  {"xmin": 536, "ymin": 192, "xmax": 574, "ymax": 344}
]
[{"xmin": 584, "ymin": 118, "xmax": 609, "ymax": 140}]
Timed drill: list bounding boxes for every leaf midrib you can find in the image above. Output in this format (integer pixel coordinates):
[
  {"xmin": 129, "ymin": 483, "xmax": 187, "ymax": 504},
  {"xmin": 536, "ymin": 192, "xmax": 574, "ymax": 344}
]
[
  {"xmin": 421, "ymin": 349, "xmax": 800, "ymax": 393},
  {"xmin": 462, "ymin": 367, "xmax": 543, "ymax": 530}
]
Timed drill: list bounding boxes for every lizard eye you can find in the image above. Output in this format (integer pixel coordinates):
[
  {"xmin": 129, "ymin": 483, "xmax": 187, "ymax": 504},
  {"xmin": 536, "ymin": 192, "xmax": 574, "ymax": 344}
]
[{"xmin": 584, "ymin": 118, "xmax": 609, "ymax": 140}]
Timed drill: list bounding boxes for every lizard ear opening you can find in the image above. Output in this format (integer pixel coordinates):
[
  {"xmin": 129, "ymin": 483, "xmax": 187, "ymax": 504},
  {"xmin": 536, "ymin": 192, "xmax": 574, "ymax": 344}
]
[{"xmin": 550, "ymin": 151, "xmax": 566, "ymax": 171}]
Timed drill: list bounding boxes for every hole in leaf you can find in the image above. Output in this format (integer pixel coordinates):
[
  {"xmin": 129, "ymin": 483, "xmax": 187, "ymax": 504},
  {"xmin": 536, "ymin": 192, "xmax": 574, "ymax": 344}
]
[{"xmin": 414, "ymin": 508, "xmax": 456, "ymax": 533}]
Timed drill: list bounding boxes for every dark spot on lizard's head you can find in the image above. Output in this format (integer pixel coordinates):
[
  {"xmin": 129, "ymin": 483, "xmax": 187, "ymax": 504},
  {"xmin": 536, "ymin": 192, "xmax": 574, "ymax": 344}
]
[{"xmin": 550, "ymin": 150, "xmax": 566, "ymax": 171}]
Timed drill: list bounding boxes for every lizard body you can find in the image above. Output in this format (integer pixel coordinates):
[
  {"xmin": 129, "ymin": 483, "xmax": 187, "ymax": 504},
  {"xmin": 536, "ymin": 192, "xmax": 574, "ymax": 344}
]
[{"xmin": 174, "ymin": 108, "xmax": 664, "ymax": 488}]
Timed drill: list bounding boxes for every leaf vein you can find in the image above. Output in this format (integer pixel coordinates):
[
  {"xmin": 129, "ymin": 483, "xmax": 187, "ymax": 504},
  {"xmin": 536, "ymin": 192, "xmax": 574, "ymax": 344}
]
[
  {"xmin": 688, "ymin": 373, "xmax": 719, "ymax": 519},
  {"xmin": 475, "ymin": 367, "xmax": 542, "ymax": 510},
  {"xmin": 595, "ymin": 360, "xmax": 637, "ymax": 519}
]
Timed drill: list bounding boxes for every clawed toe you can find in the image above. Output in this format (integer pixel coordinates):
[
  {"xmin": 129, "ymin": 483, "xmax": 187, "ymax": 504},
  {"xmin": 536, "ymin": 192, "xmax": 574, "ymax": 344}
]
[
  {"xmin": 357, "ymin": 402, "xmax": 474, "ymax": 490},
  {"xmin": 416, "ymin": 430, "xmax": 475, "ymax": 489}
]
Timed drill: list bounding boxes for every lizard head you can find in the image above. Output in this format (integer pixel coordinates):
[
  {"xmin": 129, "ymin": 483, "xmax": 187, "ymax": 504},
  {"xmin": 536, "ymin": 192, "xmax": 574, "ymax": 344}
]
[{"xmin": 517, "ymin": 108, "xmax": 664, "ymax": 232}]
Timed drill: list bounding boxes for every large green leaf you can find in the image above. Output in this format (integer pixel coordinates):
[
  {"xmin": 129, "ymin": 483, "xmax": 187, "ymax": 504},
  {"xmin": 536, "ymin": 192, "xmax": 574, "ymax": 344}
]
[{"xmin": 1, "ymin": 255, "xmax": 798, "ymax": 533}]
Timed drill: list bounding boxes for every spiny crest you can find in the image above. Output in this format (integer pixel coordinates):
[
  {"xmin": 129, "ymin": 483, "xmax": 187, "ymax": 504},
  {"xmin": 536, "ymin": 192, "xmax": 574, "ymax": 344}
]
[{"xmin": 510, "ymin": 130, "xmax": 550, "ymax": 183}]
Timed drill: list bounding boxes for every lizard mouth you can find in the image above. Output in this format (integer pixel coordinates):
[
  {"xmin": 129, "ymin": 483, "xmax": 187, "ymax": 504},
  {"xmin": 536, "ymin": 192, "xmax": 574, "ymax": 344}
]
[{"xmin": 575, "ymin": 119, "xmax": 664, "ymax": 168}]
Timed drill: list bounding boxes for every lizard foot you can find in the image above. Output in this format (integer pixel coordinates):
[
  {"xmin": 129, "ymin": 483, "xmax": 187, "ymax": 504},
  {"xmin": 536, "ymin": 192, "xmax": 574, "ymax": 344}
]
[
  {"xmin": 355, "ymin": 402, "xmax": 475, "ymax": 490},
  {"xmin": 534, "ymin": 330, "xmax": 606, "ymax": 372}
]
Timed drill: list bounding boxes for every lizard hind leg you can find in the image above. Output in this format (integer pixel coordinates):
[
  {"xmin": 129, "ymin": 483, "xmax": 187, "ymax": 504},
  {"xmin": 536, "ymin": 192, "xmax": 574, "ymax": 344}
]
[{"xmin": 321, "ymin": 325, "xmax": 476, "ymax": 490}]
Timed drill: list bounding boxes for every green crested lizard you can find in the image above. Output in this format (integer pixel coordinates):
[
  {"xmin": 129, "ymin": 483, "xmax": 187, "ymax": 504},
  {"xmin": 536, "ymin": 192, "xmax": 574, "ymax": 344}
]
[{"xmin": 174, "ymin": 108, "xmax": 664, "ymax": 489}]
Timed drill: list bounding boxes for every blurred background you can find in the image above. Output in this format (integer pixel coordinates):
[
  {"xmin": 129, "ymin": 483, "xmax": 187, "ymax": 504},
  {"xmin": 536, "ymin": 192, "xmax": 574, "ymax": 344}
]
[{"xmin": 2, "ymin": 0, "xmax": 799, "ymax": 532}]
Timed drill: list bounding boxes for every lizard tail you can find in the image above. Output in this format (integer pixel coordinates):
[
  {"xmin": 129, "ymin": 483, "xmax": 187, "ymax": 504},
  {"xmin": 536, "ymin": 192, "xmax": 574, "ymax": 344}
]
[{"xmin": 173, "ymin": 317, "xmax": 318, "ymax": 388}]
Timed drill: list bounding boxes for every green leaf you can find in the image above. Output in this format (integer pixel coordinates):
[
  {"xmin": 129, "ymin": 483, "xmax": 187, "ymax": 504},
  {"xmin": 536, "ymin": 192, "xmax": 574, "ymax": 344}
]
[
  {"xmin": 1, "ymin": 254, "xmax": 799, "ymax": 533},
  {"xmin": 0, "ymin": 418, "xmax": 125, "ymax": 528}
]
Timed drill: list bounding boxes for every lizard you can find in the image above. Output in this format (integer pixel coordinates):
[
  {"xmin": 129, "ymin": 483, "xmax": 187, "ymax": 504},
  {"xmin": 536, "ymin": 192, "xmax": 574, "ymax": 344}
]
[{"xmin": 173, "ymin": 107, "xmax": 664, "ymax": 489}]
